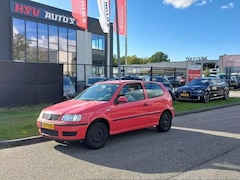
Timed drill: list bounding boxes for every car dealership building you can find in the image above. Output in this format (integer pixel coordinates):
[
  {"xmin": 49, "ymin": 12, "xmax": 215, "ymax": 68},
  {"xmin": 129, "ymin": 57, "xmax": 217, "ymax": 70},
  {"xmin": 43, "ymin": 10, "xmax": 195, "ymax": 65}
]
[
  {"xmin": 0, "ymin": 0, "xmax": 113, "ymax": 90},
  {"xmin": 1, "ymin": 0, "xmax": 240, "ymax": 87}
]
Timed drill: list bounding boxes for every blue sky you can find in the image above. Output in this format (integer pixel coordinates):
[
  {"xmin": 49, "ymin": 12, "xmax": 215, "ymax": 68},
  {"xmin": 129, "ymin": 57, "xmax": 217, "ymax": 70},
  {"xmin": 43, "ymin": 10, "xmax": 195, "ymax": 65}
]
[{"xmin": 31, "ymin": 0, "xmax": 240, "ymax": 61}]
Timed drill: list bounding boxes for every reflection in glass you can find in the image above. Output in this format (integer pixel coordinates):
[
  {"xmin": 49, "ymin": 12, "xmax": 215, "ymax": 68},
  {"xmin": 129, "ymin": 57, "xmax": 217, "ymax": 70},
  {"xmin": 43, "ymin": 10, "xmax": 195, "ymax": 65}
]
[
  {"xmin": 59, "ymin": 27, "xmax": 67, "ymax": 51},
  {"xmin": 13, "ymin": 18, "xmax": 26, "ymax": 60},
  {"xmin": 12, "ymin": 18, "xmax": 77, "ymax": 75},
  {"xmin": 26, "ymin": 21, "xmax": 37, "ymax": 62},
  {"xmin": 49, "ymin": 43, "xmax": 58, "ymax": 63},
  {"xmin": 92, "ymin": 34, "xmax": 98, "ymax": 49},
  {"xmin": 49, "ymin": 25, "xmax": 58, "ymax": 43},
  {"xmin": 26, "ymin": 21, "xmax": 37, "ymax": 40},
  {"xmin": 99, "ymin": 35, "xmax": 105, "ymax": 50},
  {"xmin": 26, "ymin": 41, "xmax": 37, "ymax": 62},
  {"xmin": 68, "ymin": 29, "xmax": 76, "ymax": 46},
  {"xmin": 38, "ymin": 23, "xmax": 48, "ymax": 62}
]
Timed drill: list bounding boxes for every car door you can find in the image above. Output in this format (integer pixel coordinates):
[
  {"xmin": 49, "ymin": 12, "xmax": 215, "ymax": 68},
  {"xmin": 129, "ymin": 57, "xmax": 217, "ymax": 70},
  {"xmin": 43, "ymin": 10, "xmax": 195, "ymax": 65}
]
[
  {"xmin": 107, "ymin": 83, "xmax": 152, "ymax": 134},
  {"xmin": 209, "ymin": 79, "xmax": 219, "ymax": 97}
]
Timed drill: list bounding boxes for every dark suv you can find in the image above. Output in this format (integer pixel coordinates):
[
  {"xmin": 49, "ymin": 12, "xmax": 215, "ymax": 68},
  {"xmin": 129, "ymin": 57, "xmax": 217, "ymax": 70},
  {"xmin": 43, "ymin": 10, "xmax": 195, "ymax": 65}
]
[{"xmin": 175, "ymin": 77, "xmax": 229, "ymax": 103}]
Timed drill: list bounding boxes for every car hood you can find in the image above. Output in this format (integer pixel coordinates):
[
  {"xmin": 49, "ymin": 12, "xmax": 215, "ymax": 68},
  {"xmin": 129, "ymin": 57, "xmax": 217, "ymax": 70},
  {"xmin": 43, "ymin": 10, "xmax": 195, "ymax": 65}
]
[
  {"xmin": 43, "ymin": 99, "xmax": 106, "ymax": 114},
  {"xmin": 177, "ymin": 85, "xmax": 207, "ymax": 91}
]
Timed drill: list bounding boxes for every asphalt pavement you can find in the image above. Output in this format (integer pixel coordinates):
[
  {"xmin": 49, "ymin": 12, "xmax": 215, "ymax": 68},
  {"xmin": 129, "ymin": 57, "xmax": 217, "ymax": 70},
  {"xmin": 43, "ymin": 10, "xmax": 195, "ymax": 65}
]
[{"xmin": 1, "ymin": 91, "xmax": 240, "ymax": 149}]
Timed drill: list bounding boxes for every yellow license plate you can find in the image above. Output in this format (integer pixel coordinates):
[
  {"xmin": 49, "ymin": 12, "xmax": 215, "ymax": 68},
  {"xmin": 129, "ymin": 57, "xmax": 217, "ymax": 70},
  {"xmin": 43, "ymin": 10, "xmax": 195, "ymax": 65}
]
[
  {"xmin": 181, "ymin": 93, "xmax": 189, "ymax": 97},
  {"xmin": 42, "ymin": 123, "xmax": 54, "ymax": 130}
]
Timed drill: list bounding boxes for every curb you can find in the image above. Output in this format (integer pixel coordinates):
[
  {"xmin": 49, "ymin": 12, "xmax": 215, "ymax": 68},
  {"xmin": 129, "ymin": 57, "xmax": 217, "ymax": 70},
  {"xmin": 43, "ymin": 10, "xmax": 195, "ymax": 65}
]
[
  {"xmin": 0, "ymin": 135, "xmax": 50, "ymax": 149},
  {"xmin": 1, "ymin": 102, "xmax": 240, "ymax": 149}
]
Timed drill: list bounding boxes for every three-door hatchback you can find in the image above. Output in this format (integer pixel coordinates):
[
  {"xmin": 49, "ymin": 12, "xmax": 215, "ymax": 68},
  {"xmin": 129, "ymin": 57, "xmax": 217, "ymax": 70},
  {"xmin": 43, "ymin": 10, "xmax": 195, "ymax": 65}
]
[{"xmin": 37, "ymin": 80, "xmax": 175, "ymax": 149}]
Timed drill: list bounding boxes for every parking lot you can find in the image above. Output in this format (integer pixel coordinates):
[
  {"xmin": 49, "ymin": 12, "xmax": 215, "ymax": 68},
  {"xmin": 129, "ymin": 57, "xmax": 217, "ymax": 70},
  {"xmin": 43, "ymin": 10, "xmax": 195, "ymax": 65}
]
[
  {"xmin": 229, "ymin": 90, "xmax": 240, "ymax": 97},
  {"xmin": 1, "ymin": 105, "xmax": 240, "ymax": 180}
]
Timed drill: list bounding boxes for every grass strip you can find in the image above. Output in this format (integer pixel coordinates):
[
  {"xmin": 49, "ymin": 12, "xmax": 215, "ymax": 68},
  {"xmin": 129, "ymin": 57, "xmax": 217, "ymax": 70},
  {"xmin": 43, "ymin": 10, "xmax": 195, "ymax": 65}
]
[{"xmin": 0, "ymin": 98, "xmax": 240, "ymax": 140}]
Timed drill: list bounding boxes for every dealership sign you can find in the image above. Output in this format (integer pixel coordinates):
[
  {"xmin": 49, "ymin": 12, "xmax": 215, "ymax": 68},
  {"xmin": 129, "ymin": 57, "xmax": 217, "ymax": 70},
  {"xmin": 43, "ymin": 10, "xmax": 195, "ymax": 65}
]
[
  {"xmin": 10, "ymin": 0, "xmax": 76, "ymax": 26},
  {"xmin": 222, "ymin": 55, "xmax": 240, "ymax": 67},
  {"xmin": 187, "ymin": 64, "xmax": 202, "ymax": 82}
]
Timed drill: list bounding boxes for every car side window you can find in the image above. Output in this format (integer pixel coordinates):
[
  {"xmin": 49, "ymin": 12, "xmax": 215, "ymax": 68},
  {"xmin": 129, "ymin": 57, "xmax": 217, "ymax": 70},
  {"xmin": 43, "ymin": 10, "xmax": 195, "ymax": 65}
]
[
  {"xmin": 143, "ymin": 82, "xmax": 163, "ymax": 98},
  {"xmin": 117, "ymin": 83, "xmax": 144, "ymax": 102}
]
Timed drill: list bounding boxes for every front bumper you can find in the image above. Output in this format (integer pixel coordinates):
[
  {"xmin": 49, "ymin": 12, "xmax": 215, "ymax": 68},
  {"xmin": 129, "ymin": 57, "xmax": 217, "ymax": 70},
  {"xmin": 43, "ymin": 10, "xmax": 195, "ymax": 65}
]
[
  {"xmin": 37, "ymin": 120, "xmax": 88, "ymax": 141},
  {"xmin": 175, "ymin": 91, "xmax": 204, "ymax": 101}
]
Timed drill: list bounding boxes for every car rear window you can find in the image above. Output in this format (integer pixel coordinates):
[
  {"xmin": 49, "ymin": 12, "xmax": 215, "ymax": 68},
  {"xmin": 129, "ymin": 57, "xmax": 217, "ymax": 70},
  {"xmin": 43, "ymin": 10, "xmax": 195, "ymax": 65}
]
[{"xmin": 143, "ymin": 82, "xmax": 163, "ymax": 98}]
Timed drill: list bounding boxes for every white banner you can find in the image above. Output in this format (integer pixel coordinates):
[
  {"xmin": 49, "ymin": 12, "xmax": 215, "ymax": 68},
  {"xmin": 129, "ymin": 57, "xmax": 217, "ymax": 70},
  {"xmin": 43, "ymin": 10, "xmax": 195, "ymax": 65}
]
[{"xmin": 97, "ymin": 0, "xmax": 110, "ymax": 33}]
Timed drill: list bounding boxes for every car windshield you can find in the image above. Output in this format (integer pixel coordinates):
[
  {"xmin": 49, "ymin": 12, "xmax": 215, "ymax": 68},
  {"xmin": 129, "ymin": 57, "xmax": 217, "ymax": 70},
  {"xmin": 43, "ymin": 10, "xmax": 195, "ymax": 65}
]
[
  {"xmin": 187, "ymin": 79, "xmax": 210, "ymax": 86},
  {"xmin": 75, "ymin": 83, "xmax": 119, "ymax": 101}
]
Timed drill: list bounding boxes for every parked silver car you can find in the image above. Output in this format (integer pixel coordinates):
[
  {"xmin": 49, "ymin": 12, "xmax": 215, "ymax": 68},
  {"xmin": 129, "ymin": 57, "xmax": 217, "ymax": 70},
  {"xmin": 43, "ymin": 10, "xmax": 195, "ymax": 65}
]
[{"xmin": 63, "ymin": 76, "xmax": 76, "ymax": 99}]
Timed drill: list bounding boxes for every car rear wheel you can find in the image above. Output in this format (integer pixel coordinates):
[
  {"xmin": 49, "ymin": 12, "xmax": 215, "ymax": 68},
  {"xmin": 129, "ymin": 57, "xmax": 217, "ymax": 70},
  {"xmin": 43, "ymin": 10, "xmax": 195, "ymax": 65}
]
[
  {"xmin": 202, "ymin": 92, "xmax": 210, "ymax": 103},
  {"xmin": 223, "ymin": 90, "xmax": 229, "ymax": 100},
  {"xmin": 156, "ymin": 111, "xmax": 172, "ymax": 132},
  {"xmin": 84, "ymin": 122, "xmax": 109, "ymax": 149}
]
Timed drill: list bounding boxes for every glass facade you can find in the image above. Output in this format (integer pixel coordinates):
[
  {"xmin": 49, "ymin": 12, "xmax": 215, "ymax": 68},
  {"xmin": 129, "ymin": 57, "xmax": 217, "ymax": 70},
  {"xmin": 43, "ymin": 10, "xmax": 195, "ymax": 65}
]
[
  {"xmin": 91, "ymin": 34, "xmax": 106, "ymax": 76},
  {"xmin": 12, "ymin": 18, "xmax": 77, "ymax": 76}
]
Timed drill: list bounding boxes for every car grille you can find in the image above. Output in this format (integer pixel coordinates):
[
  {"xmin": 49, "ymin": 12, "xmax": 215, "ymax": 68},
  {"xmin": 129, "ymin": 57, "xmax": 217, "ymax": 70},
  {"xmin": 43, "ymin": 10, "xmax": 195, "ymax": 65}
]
[
  {"xmin": 42, "ymin": 113, "xmax": 60, "ymax": 120},
  {"xmin": 41, "ymin": 128, "xmax": 58, "ymax": 136}
]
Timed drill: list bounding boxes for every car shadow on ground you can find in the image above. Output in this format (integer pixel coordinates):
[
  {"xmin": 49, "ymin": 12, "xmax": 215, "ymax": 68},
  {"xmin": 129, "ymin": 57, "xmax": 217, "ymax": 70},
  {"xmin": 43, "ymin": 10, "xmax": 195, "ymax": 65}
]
[{"xmin": 53, "ymin": 127, "xmax": 240, "ymax": 175}]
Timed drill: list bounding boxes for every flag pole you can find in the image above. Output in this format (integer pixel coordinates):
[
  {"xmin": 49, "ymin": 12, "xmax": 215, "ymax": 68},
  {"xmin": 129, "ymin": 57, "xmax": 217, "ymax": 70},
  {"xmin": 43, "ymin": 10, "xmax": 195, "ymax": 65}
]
[
  {"xmin": 115, "ymin": 0, "xmax": 121, "ymax": 79},
  {"xmin": 107, "ymin": 25, "xmax": 111, "ymax": 78},
  {"xmin": 124, "ymin": 0, "xmax": 127, "ymax": 65}
]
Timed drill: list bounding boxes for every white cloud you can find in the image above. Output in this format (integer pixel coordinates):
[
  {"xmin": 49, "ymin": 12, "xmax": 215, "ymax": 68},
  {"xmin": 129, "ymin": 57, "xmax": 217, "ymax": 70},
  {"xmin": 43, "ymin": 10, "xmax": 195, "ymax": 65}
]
[
  {"xmin": 221, "ymin": 2, "xmax": 234, "ymax": 9},
  {"xmin": 196, "ymin": 0, "xmax": 207, "ymax": 6},
  {"xmin": 163, "ymin": 0, "xmax": 213, "ymax": 8},
  {"xmin": 163, "ymin": 0, "xmax": 197, "ymax": 8},
  {"xmin": 13, "ymin": 26, "xmax": 19, "ymax": 35}
]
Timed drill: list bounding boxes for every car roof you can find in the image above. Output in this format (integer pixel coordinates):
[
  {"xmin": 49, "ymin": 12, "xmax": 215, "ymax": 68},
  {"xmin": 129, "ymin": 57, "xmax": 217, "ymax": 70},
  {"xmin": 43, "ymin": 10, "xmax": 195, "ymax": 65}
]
[{"xmin": 96, "ymin": 80, "xmax": 144, "ymax": 84}]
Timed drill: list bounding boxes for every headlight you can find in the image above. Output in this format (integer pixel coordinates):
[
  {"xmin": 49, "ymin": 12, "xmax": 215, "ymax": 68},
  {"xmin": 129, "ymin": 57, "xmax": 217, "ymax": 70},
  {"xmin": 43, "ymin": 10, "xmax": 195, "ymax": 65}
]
[
  {"xmin": 38, "ymin": 111, "xmax": 44, "ymax": 119},
  {"xmin": 61, "ymin": 114, "xmax": 82, "ymax": 122}
]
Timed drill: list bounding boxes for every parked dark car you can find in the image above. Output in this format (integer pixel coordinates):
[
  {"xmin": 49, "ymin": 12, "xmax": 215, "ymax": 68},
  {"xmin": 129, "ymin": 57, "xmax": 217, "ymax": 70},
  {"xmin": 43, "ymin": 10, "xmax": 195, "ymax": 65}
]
[
  {"xmin": 167, "ymin": 75, "xmax": 185, "ymax": 87},
  {"xmin": 213, "ymin": 74, "xmax": 239, "ymax": 89},
  {"xmin": 175, "ymin": 77, "xmax": 229, "ymax": 103},
  {"xmin": 145, "ymin": 76, "xmax": 176, "ymax": 101}
]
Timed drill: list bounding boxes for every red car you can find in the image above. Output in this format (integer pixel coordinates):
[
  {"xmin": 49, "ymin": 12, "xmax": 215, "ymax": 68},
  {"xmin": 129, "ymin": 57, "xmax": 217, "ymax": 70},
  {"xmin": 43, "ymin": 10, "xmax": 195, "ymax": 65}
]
[{"xmin": 37, "ymin": 80, "xmax": 175, "ymax": 149}]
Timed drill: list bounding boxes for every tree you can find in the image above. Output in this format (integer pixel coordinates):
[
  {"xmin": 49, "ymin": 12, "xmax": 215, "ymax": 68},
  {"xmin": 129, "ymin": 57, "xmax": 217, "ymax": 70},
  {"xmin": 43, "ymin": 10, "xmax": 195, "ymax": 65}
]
[
  {"xmin": 148, "ymin": 51, "xmax": 170, "ymax": 63},
  {"xmin": 13, "ymin": 34, "xmax": 26, "ymax": 60}
]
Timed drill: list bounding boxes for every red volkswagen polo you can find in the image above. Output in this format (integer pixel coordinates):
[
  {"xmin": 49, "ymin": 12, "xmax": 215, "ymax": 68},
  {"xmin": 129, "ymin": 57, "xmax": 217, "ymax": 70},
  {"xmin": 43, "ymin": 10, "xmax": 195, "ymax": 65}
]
[{"xmin": 37, "ymin": 80, "xmax": 175, "ymax": 149}]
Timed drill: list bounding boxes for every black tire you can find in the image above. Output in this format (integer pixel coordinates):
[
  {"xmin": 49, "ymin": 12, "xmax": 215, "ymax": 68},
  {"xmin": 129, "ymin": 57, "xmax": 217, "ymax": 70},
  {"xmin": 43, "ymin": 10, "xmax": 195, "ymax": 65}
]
[
  {"xmin": 202, "ymin": 92, "xmax": 210, "ymax": 103},
  {"xmin": 223, "ymin": 90, "xmax": 229, "ymax": 100},
  {"xmin": 156, "ymin": 111, "xmax": 172, "ymax": 132},
  {"xmin": 84, "ymin": 122, "xmax": 109, "ymax": 149}
]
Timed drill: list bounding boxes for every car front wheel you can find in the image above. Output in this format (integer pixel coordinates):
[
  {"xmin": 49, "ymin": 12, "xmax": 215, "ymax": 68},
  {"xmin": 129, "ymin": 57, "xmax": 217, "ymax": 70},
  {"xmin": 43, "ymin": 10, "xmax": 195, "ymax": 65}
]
[
  {"xmin": 223, "ymin": 90, "xmax": 229, "ymax": 100},
  {"xmin": 84, "ymin": 122, "xmax": 109, "ymax": 149},
  {"xmin": 202, "ymin": 92, "xmax": 210, "ymax": 103},
  {"xmin": 156, "ymin": 111, "xmax": 172, "ymax": 132}
]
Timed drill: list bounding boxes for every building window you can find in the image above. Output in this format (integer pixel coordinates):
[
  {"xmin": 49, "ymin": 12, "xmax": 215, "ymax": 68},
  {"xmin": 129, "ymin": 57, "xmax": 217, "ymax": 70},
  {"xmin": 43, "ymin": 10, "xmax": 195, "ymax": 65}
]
[
  {"xmin": 12, "ymin": 18, "xmax": 77, "ymax": 76},
  {"xmin": 92, "ymin": 34, "xmax": 105, "ymax": 50},
  {"xmin": 26, "ymin": 21, "xmax": 37, "ymax": 62},
  {"xmin": 13, "ymin": 18, "xmax": 26, "ymax": 61},
  {"xmin": 91, "ymin": 34, "xmax": 106, "ymax": 76},
  {"xmin": 38, "ymin": 23, "xmax": 48, "ymax": 62}
]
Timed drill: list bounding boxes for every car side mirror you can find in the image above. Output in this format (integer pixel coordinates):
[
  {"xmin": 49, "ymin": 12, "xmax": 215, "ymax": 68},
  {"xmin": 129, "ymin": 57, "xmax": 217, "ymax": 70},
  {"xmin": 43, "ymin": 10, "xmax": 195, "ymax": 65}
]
[{"xmin": 117, "ymin": 96, "xmax": 128, "ymax": 103}]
